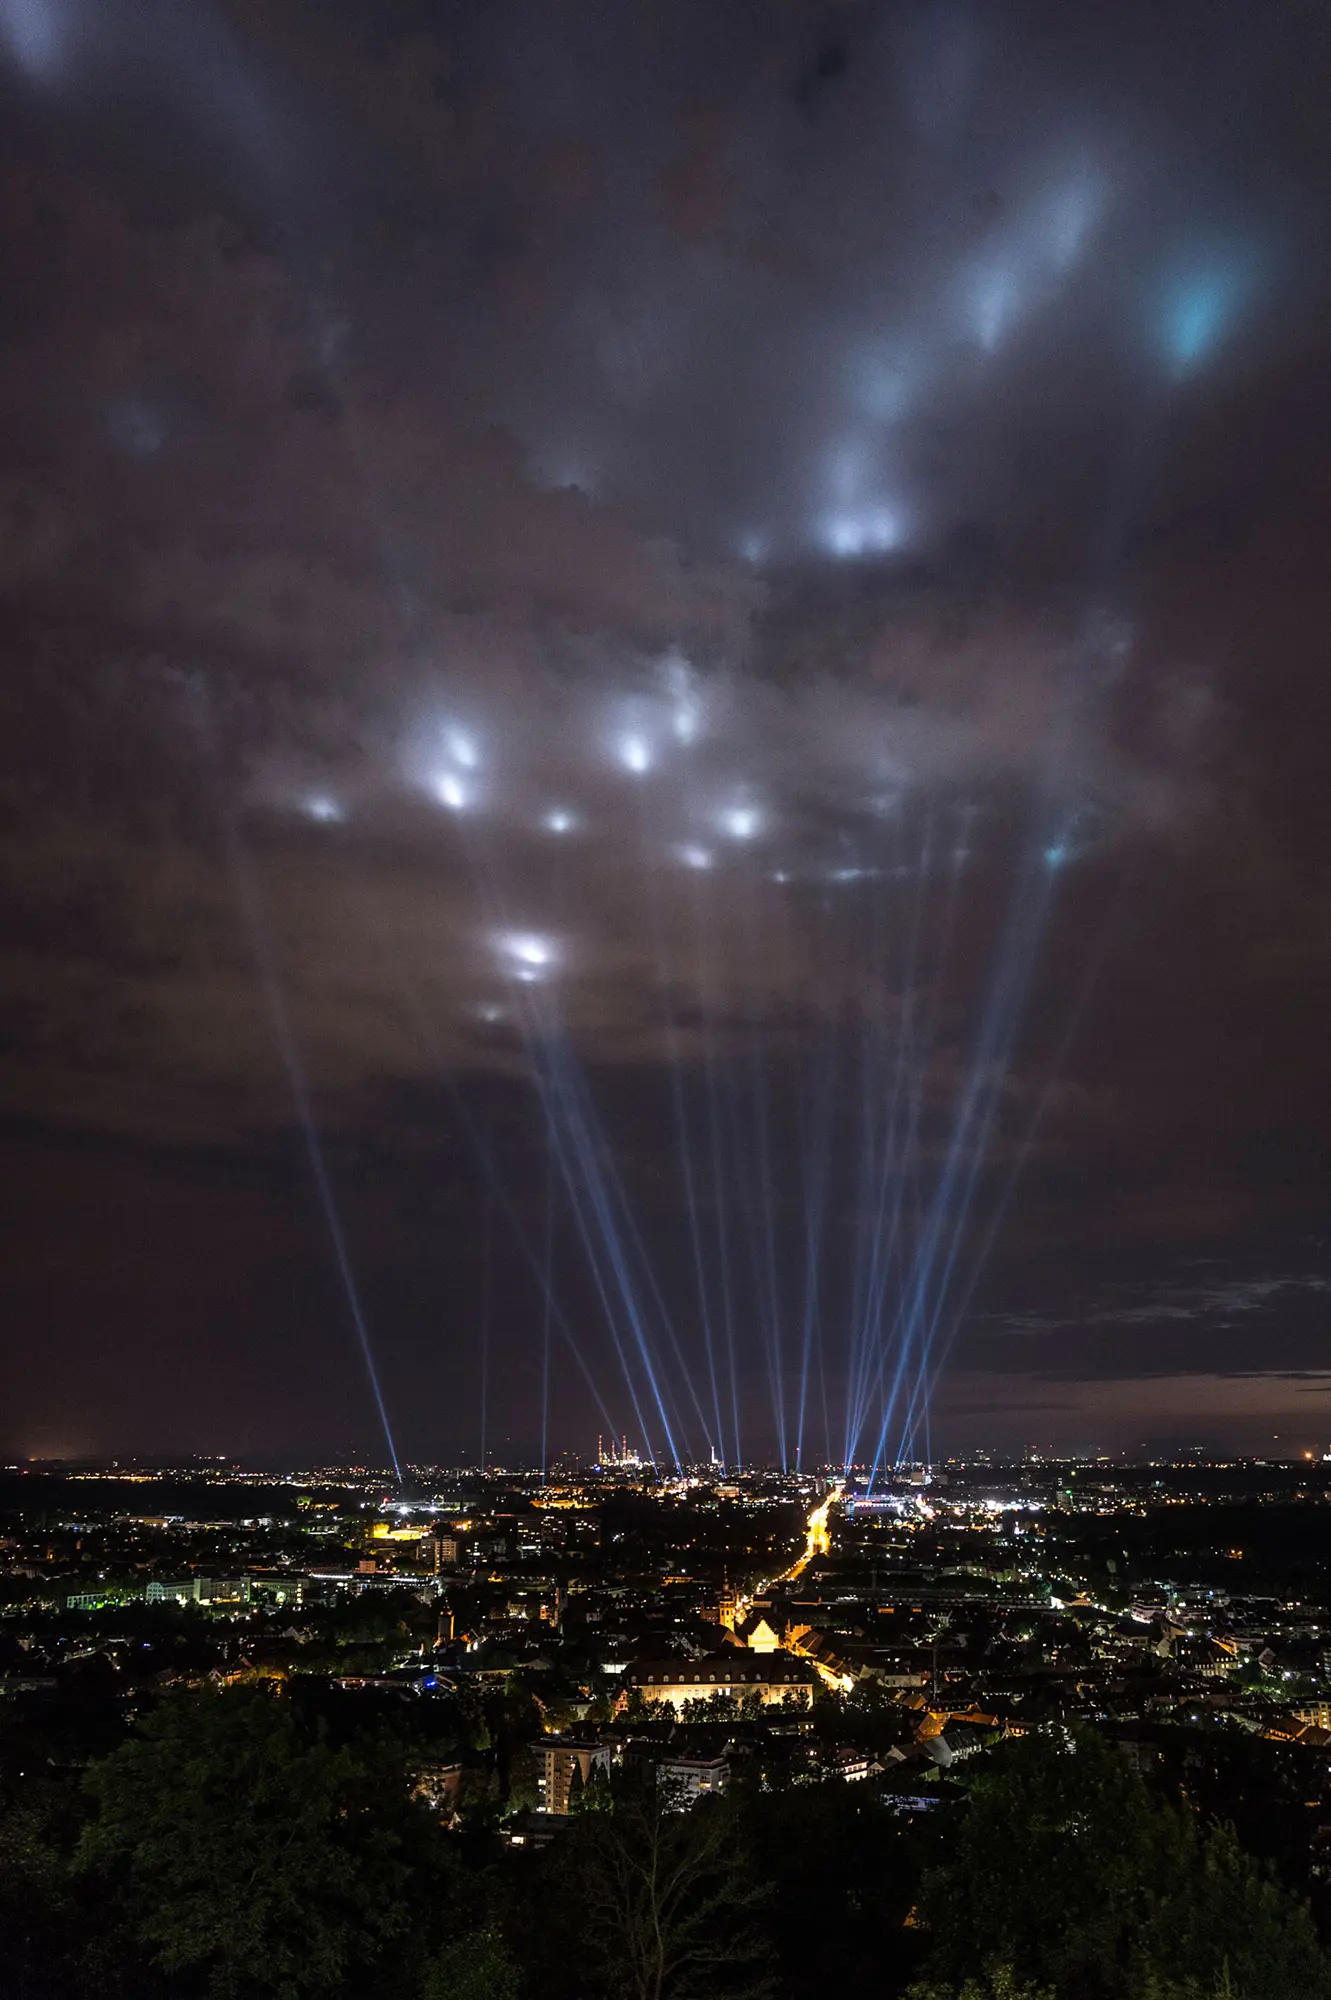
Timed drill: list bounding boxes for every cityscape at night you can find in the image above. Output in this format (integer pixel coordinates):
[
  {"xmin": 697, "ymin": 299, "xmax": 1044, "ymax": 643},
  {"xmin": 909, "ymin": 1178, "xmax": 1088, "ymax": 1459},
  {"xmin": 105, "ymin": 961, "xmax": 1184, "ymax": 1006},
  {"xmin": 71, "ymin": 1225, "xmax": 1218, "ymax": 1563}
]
[{"xmin": 2, "ymin": 1, "xmax": 1330, "ymax": 1996}]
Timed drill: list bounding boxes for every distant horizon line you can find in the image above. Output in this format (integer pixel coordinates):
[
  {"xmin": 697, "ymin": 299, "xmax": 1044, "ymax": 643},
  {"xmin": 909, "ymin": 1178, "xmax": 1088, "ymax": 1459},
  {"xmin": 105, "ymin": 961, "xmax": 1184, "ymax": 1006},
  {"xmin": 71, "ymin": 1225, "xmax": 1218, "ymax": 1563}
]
[{"xmin": 8, "ymin": 1448, "xmax": 1331, "ymax": 1478}]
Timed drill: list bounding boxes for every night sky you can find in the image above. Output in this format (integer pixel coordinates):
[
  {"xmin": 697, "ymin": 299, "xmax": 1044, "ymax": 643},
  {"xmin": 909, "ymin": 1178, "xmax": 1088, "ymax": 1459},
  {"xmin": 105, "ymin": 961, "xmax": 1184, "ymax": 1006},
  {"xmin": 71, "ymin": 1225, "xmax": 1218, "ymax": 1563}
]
[{"xmin": 2, "ymin": 0, "xmax": 1330, "ymax": 1467}]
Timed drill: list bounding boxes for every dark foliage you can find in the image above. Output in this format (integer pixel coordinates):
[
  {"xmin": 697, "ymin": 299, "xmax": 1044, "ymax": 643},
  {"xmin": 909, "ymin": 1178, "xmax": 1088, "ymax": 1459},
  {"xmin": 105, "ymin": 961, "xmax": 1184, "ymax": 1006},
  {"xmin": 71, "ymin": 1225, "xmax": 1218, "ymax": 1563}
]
[
  {"xmin": 1, "ymin": 1690, "xmax": 1329, "ymax": 2000},
  {"xmin": 915, "ymin": 1727, "xmax": 1331, "ymax": 2000}
]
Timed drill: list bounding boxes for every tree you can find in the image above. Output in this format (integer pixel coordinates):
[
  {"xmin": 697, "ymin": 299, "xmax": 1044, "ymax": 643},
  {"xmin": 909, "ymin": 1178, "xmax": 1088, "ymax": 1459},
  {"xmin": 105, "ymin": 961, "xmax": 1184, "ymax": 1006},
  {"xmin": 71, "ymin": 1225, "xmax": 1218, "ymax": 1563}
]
[
  {"xmin": 741, "ymin": 1776, "xmax": 923, "ymax": 1996},
  {"xmin": 908, "ymin": 1969, "xmax": 1054, "ymax": 2000},
  {"xmin": 915, "ymin": 1726, "xmax": 1331, "ymax": 2000},
  {"xmin": 419, "ymin": 1928, "xmax": 520, "ymax": 2000},
  {"xmin": 1147, "ymin": 1819, "xmax": 1331, "ymax": 2000},
  {"xmin": 556, "ymin": 1784, "xmax": 773, "ymax": 2000},
  {"xmin": 568, "ymin": 1760, "xmax": 614, "ymax": 1816},
  {"xmin": 0, "ymin": 1783, "xmax": 108, "ymax": 2000},
  {"xmin": 78, "ymin": 1687, "xmax": 444, "ymax": 2000}
]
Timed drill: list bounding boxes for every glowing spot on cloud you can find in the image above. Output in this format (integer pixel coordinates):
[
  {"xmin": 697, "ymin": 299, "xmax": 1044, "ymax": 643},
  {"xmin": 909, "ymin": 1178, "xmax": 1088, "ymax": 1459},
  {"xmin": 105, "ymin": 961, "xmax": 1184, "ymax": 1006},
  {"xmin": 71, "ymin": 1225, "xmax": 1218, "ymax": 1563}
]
[
  {"xmin": 445, "ymin": 728, "xmax": 479, "ymax": 769},
  {"xmin": 970, "ymin": 262, "xmax": 1020, "ymax": 351},
  {"xmin": 720, "ymin": 804, "xmax": 762, "ymax": 841},
  {"xmin": 304, "ymin": 795, "xmax": 344, "ymax": 824},
  {"xmin": 818, "ymin": 437, "xmax": 908, "ymax": 562},
  {"xmin": 618, "ymin": 733, "xmax": 652, "ymax": 775},
  {"xmin": 1043, "ymin": 841, "xmax": 1070, "ymax": 870},
  {"xmin": 673, "ymin": 703, "xmax": 700, "ymax": 745},
  {"xmin": 857, "ymin": 347, "xmax": 916, "ymax": 421},
  {"xmin": 495, "ymin": 931, "xmax": 558, "ymax": 979},
  {"xmin": 661, "ymin": 650, "xmax": 704, "ymax": 745},
  {"xmin": 543, "ymin": 809, "xmax": 577, "ymax": 834},
  {"xmin": 1161, "ymin": 262, "xmax": 1246, "ymax": 374},
  {"xmin": 1043, "ymin": 176, "xmax": 1100, "ymax": 271},
  {"xmin": 529, "ymin": 443, "xmax": 600, "ymax": 498},
  {"xmin": 107, "ymin": 397, "xmax": 167, "ymax": 460},
  {"xmin": 0, "ymin": 0, "xmax": 64, "ymax": 81},
  {"xmin": 823, "ymin": 507, "xmax": 904, "ymax": 559},
  {"xmin": 435, "ymin": 772, "xmax": 470, "ymax": 811},
  {"xmin": 677, "ymin": 844, "xmax": 713, "ymax": 871}
]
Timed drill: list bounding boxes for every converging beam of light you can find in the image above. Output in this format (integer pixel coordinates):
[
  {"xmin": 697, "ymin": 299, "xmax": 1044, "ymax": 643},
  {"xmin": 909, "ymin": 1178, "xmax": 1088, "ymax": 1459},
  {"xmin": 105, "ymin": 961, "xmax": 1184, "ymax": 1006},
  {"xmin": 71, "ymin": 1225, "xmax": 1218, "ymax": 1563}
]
[{"xmin": 222, "ymin": 821, "xmax": 404, "ymax": 1486}]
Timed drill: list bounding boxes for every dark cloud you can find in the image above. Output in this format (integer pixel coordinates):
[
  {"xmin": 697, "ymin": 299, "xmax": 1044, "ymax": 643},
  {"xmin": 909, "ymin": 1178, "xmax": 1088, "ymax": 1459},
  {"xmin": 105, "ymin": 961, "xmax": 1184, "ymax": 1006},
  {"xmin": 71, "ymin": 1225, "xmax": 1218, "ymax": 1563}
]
[{"xmin": 1, "ymin": 0, "xmax": 1330, "ymax": 1463}]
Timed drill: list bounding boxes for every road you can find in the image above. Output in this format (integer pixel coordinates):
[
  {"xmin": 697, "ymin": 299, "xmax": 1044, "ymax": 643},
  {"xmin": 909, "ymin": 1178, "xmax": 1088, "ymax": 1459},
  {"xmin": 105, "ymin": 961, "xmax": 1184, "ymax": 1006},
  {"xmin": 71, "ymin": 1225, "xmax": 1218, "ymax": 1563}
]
[{"xmin": 769, "ymin": 1482, "xmax": 843, "ymax": 1589}]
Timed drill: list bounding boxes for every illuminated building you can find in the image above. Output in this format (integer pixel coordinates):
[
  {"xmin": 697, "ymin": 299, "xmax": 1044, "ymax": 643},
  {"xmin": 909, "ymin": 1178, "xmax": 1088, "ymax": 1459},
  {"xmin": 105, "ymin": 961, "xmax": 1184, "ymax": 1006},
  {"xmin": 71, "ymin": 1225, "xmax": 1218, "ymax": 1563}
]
[
  {"xmin": 596, "ymin": 1433, "xmax": 644, "ymax": 1471},
  {"xmin": 743, "ymin": 1616, "xmax": 782, "ymax": 1654},
  {"xmin": 822, "ymin": 1746, "xmax": 878, "ymax": 1782},
  {"xmin": 618, "ymin": 1655, "xmax": 815, "ymax": 1714},
  {"xmin": 658, "ymin": 1753, "xmax": 730, "ymax": 1801},
  {"xmin": 539, "ymin": 1736, "xmax": 613, "ymax": 1815}
]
